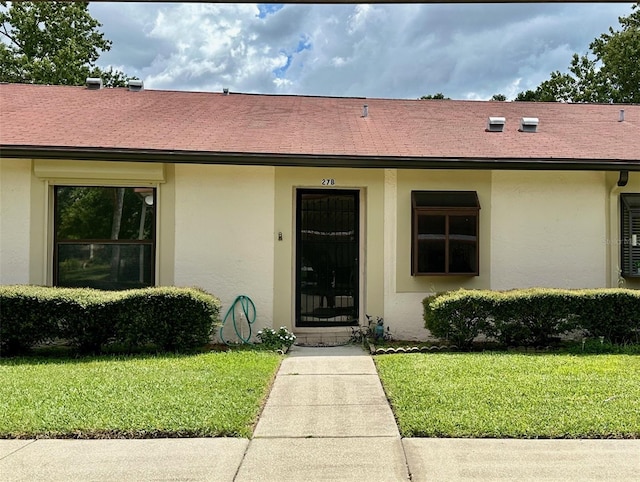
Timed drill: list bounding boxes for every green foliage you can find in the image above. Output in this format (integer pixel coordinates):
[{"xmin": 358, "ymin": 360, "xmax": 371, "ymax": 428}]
[
  {"xmin": 566, "ymin": 338, "xmax": 640, "ymax": 355},
  {"xmin": 490, "ymin": 94, "xmax": 507, "ymax": 101},
  {"xmin": 0, "ymin": 285, "xmax": 61, "ymax": 354},
  {"xmin": 56, "ymin": 185, "xmax": 153, "ymax": 241},
  {"xmin": 95, "ymin": 65, "xmax": 135, "ymax": 88},
  {"xmin": 376, "ymin": 353, "xmax": 640, "ymax": 438},
  {"xmin": 55, "ymin": 288, "xmax": 119, "ymax": 354},
  {"xmin": 257, "ymin": 326, "xmax": 296, "ymax": 351},
  {"xmin": 576, "ymin": 289, "xmax": 640, "ymax": 344},
  {"xmin": 0, "ymin": 1, "xmax": 135, "ymax": 86},
  {"xmin": 419, "ymin": 93, "xmax": 450, "ymax": 100},
  {"xmin": 423, "ymin": 288, "xmax": 640, "ymax": 349},
  {"xmin": 516, "ymin": 4, "xmax": 640, "ymax": 103},
  {"xmin": 589, "ymin": 4, "xmax": 640, "ymax": 103},
  {"xmin": 423, "ymin": 291, "xmax": 491, "ymax": 349},
  {"xmin": 489, "ymin": 289, "xmax": 578, "ymax": 347},
  {"xmin": 0, "ymin": 286, "xmax": 221, "ymax": 355},
  {"xmin": 127, "ymin": 287, "xmax": 222, "ymax": 351},
  {"xmin": 0, "ymin": 351, "xmax": 281, "ymax": 438}
]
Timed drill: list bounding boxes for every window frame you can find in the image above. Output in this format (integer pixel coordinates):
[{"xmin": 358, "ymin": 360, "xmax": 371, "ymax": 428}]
[
  {"xmin": 621, "ymin": 193, "xmax": 640, "ymax": 278},
  {"xmin": 53, "ymin": 185, "xmax": 157, "ymax": 290},
  {"xmin": 411, "ymin": 191, "xmax": 480, "ymax": 276}
]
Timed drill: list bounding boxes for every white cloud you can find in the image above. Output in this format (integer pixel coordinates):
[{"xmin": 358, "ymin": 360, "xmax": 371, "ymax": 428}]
[{"xmin": 90, "ymin": 2, "xmax": 635, "ymax": 99}]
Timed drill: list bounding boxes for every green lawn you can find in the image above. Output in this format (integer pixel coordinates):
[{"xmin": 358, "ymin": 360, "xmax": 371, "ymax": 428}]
[
  {"xmin": 375, "ymin": 353, "xmax": 640, "ymax": 439},
  {"xmin": 0, "ymin": 351, "xmax": 282, "ymax": 439}
]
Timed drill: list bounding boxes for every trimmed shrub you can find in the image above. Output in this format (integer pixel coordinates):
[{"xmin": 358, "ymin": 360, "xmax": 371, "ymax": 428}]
[
  {"xmin": 0, "ymin": 285, "xmax": 60, "ymax": 355},
  {"xmin": 124, "ymin": 287, "xmax": 221, "ymax": 351},
  {"xmin": 423, "ymin": 288, "xmax": 640, "ymax": 349},
  {"xmin": 577, "ymin": 289, "xmax": 640, "ymax": 344},
  {"xmin": 423, "ymin": 290, "xmax": 492, "ymax": 349},
  {"xmin": 489, "ymin": 289, "xmax": 579, "ymax": 347},
  {"xmin": 56, "ymin": 289, "xmax": 120, "ymax": 354},
  {"xmin": 0, "ymin": 285, "xmax": 221, "ymax": 355}
]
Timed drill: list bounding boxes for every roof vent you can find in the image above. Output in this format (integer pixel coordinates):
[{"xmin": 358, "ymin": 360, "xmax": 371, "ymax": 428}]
[
  {"xmin": 128, "ymin": 79, "xmax": 144, "ymax": 92},
  {"xmin": 362, "ymin": 104, "xmax": 368, "ymax": 118},
  {"xmin": 486, "ymin": 116, "xmax": 505, "ymax": 132},
  {"xmin": 223, "ymin": 87, "xmax": 229, "ymax": 95},
  {"xmin": 519, "ymin": 117, "xmax": 539, "ymax": 133},
  {"xmin": 619, "ymin": 109, "xmax": 625, "ymax": 122},
  {"xmin": 85, "ymin": 77, "xmax": 103, "ymax": 90}
]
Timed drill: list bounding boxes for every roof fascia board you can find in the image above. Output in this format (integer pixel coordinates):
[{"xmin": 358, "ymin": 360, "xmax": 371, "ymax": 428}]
[{"xmin": 1, "ymin": 145, "xmax": 639, "ymax": 172}]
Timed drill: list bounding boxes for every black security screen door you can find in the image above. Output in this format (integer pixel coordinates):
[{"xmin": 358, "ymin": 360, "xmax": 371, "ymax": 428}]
[{"xmin": 296, "ymin": 190, "xmax": 359, "ymax": 327}]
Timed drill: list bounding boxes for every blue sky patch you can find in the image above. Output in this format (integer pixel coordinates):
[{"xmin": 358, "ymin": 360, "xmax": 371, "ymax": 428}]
[
  {"xmin": 273, "ymin": 34, "xmax": 311, "ymax": 78},
  {"xmin": 274, "ymin": 53, "xmax": 292, "ymax": 79},
  {"xmin": 258, "ymin": 4, "xmax": 284, "ymax": 19}
]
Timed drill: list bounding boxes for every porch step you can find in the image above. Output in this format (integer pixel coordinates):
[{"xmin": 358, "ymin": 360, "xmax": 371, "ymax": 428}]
[{"xmin": 294, "ymin": 331, "xmax": 353, "ymax": 347}]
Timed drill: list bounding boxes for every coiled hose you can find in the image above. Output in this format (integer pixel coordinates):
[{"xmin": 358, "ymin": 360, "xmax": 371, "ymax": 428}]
[{"xmin": 219, "ymin": 295, "xmax": 257, "ymax": 345}]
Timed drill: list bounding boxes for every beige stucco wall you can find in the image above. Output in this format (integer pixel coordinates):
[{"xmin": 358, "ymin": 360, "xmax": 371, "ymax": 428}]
[
  {"xmin": 490, "ymin": 171, "xmax": 608, "ymax": 290},
  {"xmin": 383, "ymin": 168, "xmax": 638, "ymax": 340},
  {"xmin": 173, "ymin": 164, "xmax": 276, "ymax": 340},
  {"xmin": 2, "ymin": 155, "xmax": 637, "ymax": 342},
  {"xmin": 273, "ymin": 167, "xmax": 385, "ymax": 337},
  {"xmin": 384, "ymin": 169, "xmax": 492, "ymax": 341},
  {"xmin": 0, "ymin": 159, "xmax": 32, "ymax": 284}
]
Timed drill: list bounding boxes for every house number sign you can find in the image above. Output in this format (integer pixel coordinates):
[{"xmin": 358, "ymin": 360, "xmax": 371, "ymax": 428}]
[{"xmin": 321, "ymin": 178, "xmax": 336, "ymax": 186}]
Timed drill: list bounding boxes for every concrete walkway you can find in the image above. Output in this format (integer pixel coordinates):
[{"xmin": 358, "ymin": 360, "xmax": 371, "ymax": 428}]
[
  {"xmin": 236, "ymin": 344, "xmax": 408, "ymax": 481},
  {"xmin": 1, "ymin": 345, "xmax": 639, "ymax": 481}
]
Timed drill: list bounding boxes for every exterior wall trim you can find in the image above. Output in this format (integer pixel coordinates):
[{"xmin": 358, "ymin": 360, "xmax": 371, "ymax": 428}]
[{"xmin": 3, "ymin": 146, "xmax": 639, "ymax": 172}]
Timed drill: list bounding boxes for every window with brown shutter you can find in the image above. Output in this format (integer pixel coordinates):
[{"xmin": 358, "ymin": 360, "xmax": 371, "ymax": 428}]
[
  {"xmin": 411, "ymin": 191, "xmax": 480, "ymax": 276},
  {"xmin": 621, "ymin": 193, "xmax": 640, "ymax": 278}
]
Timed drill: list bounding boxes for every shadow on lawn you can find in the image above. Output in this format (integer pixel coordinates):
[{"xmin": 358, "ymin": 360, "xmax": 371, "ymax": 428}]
[{"xmin": 0, "ymin": 344, "xmax": 229, "ymax": 365}]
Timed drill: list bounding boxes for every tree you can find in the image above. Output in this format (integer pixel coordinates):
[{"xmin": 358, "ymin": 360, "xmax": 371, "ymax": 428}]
[
  {"xmin": 0, "ymin": 1, "xmax": 134, "ymax": 86},
  {"xmin": 516, "ymin": 3, "xmax": 639, "ymax": 103},
  {"xmin": 420, "ymin": 93, "xmax": 450, "ymax": 100},
  {"xmin": 491, "ymin": 94, "xmax": 507, "ymax": 101},
  {"xmin": 590, "ymin": 3, "xmax": 640, "ymax": 103},
  {"xmin": 96, "ymin": 66, "xmax": 135, "ymax": 88}
]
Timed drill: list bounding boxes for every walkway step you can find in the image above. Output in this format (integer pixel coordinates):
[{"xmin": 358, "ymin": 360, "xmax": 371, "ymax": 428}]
[
  {"xmin": 278, "ymin": 351, "xmax": 377, "ymax": 375},
  {"xmin": 235, "ymin": 437, "xmax": 409, "ymax": 481}
]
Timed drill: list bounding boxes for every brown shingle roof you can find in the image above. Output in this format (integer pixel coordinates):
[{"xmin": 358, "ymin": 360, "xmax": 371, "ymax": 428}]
[{"xmin": 1, "ymin": 83, "xmax": 639, "ymax": 168}]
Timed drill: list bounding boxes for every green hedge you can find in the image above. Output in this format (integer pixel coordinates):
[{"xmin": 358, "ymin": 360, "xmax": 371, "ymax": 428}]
[
  {"xmin": 424, "ymin": 288, "xmax": 640, "ymax": 349},
  {"xmin": 0, "ymin": 286, "xmax": 221, "ymax": 355},
  {"xmin": 423, "ymin": 291, "xmax": 492, "ymax": 348}
]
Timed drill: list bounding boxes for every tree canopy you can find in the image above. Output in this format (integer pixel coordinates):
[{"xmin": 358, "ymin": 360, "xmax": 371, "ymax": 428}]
[
  {"xmin": 0, "ymin": 1, "xmax": 134, "ymax": 87},
  {"xmin": 516, "ymin": 3, "xmax": 639, "ymax": 103},
  {"xmin": 420, "ymin": 93, "xmax": 450, "ymax": 100}
]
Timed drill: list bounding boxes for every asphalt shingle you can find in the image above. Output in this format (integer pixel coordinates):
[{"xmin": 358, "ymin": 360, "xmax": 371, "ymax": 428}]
[{"xmin": 1, "ymin": 83, "xmax": 638, "ymax": 164}]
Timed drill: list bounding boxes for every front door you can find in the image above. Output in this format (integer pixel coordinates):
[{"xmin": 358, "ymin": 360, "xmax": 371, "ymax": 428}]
[{"xmin": 296, "ymin": 189, "xmax": 359, "ymax": 327}]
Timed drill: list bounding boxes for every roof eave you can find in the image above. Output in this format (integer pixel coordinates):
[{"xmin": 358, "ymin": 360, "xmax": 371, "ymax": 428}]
[{"xmin": 1, "ymin": 145, "xmax": 639, "ymax": 172}]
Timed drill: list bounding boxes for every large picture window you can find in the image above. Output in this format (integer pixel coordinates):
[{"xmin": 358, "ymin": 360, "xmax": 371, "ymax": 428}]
[
  {"xmin": 54, "ymin": 186, "xmax": 156, "ymax": 290},
  {"xmin": 412, "ymin": 191, "xmax": 480, "ymax": 276},
  {"xmin": 621, "ymin": 193, "xmax": 640, "ymax": 278}
]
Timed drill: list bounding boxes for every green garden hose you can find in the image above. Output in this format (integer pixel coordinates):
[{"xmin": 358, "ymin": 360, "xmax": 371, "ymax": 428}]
[{"xmin": 219, "ymin": 295, "xmax": 257, "ymax": 345}]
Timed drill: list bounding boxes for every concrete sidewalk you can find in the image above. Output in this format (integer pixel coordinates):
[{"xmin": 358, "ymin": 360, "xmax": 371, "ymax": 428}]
[
  {"xmin": 235, "ymin": 345, "xmax": 408, "ymax": 481},
  {"xmin": 1, "ymin": 344, "xmax": 639, "ymax": 481}
]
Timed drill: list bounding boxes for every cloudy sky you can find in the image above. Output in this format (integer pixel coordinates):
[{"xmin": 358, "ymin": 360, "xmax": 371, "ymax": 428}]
[{"xmin": 89, "ymin": 2, "xmax": 634, "ymax": 100}]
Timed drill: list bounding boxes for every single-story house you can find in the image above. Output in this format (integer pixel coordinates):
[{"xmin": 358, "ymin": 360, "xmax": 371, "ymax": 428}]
[{"xmin": 1, "ymin": 81, "xmax": 639, "ymax": 342}]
